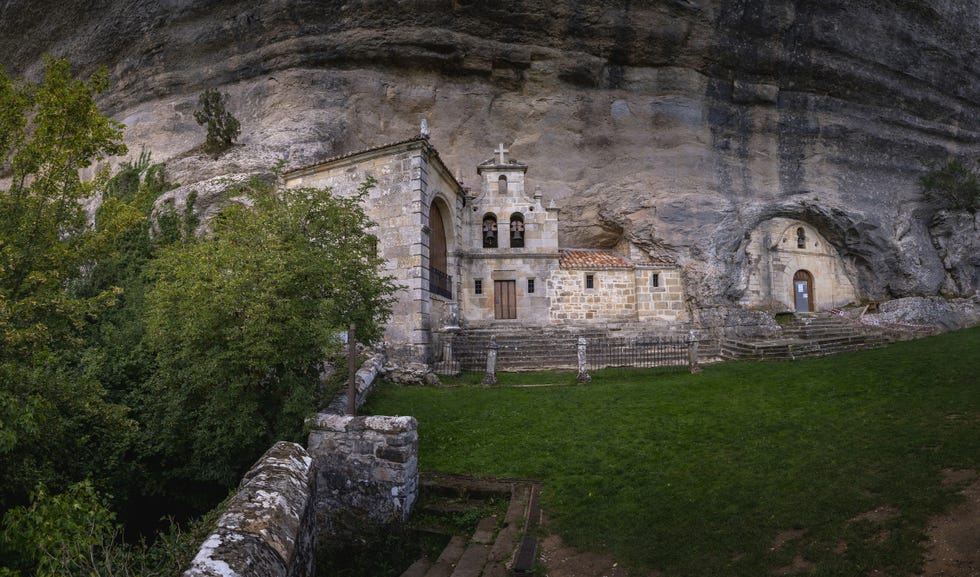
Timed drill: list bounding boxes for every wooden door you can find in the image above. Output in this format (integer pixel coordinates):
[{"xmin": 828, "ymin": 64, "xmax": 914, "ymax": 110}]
[
  {"xmin": 494, "ymin": 280, "xmax": 517, "ymax": 319},
  {"xmin": 793, "ymin": 270, "xmax": 814, "ymax": 312}
]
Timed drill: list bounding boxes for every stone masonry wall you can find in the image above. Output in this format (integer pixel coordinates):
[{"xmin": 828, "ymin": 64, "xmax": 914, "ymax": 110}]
[
  {"xmin": 635, "ymin": 267, "xmax": 687, "ymax": 323},
  {"xmin": 284, "ymin": 139, "xmax": 466, "ymax": 365},
  {"xmin": 549, "ymin": 265, "xmax": 686, "ymax": 324},
  {"xmin": 307, "ymin": 414, "xmax": 419, "ymax": 537},
  {"xmin": 322, "ymin": 353, "xmax": 385, "ymax": 416},
  {"xmin": 549, "ymin": 268, "xmax": 636, "ymax": 322},
  {"xmin": 462, "ymin": 255, "xmax": 560, "ymax": 325},
  {"xmin": 183, "ymin": 442, "xmax": 316, "ymax": 577},
  {"xmin": 185, "ymin": 353, "xmax": 421, "ymax": 575}
]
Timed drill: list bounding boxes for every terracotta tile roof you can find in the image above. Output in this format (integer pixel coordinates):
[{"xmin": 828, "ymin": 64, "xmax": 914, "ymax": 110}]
[
  {"xmin": 285, "ymin": 135, "xmax": 430, "ymax": 176},
  {"xmin": 559, "ymin": 249, "xmax": 633, "ymax": 270}
]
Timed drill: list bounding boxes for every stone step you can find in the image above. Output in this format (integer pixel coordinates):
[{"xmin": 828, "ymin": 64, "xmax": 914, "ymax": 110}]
[
  {"xmin": 722, "ymin": 311, "xmax": 898, "ymax": 361},
  {"xmin": 401, "ymin": 558, "xmax": 433, "ymax": 577},
  {"xmin": 422, "ymin": 535, "xmax": 468, "ymax": 577},
  {"xmin": 450, "ymin": 544, "xmax": 490, "ymax": 577},
  {"xmin": 410, "ymin": 475, "xmax": 546, "ymax": 577},
  {"xmin": 489, "ymin": 484, "xmax": 529, "ymax": 563},
  {"xmin": 722, "ymin": 339, "xmax": 888, "ymax": 361},
  {"xmin": 471, "ymin": 517, "xmax": 497, "ymax": 545}
]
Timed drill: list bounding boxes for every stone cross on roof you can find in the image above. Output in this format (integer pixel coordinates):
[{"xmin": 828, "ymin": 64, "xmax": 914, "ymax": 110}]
[{"xmin": 495, "ymin": 143, "xmax": 509, "ymax": 164}]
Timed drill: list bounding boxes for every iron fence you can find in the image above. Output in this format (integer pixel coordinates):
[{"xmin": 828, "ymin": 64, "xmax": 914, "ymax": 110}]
[
  {"xmin": 429, "ymin": 267, "xmax": 452, "ymax": 299},
  {"xmin": 586, "ymin": 335, "xmax": 690, "ymax": 371}
]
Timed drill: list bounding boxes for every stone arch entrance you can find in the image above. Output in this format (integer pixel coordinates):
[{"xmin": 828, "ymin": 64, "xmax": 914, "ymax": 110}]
[
  {"xmin": 793, "ymin": 269, "xmax": 814, "ymax": 312},
  {"xmin": 740, "ymin": 218, "xmax": 859, "ymax": 312},
  {"xmin": 428, "ymin": 200, "xmax": 452, "ymax": 299}
]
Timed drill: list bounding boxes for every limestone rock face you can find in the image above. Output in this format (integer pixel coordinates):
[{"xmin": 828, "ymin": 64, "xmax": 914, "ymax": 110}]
[
  {"xmin": 2, "ymin": 0, "xmax": 977, "ymax": 309},
  {"xmin": 871, "ymin": 295, "xmax": 980, "ymax": 331}
]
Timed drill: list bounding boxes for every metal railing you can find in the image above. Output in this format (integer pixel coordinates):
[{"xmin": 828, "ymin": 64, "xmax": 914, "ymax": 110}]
[
  {"xmin": 429, "ymin": 267, "xmax": 452, "ymax": 299},
  {"xmin": 586, "ymin": 335, "xmax": 689, "ymax": 371}
]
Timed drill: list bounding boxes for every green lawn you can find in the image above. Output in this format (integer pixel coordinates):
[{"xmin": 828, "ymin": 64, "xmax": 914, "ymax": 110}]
[{"xmin": 364, "ymin": 327, "xmax": 980, "ymax": 576}]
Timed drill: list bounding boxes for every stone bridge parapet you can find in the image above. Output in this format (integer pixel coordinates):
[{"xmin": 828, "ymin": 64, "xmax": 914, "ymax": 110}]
[{"xmin": 183, "ymin": 441, "xmax": 317, "ymax": 577}]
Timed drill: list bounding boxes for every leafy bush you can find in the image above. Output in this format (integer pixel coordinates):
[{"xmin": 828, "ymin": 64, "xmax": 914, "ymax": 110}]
[
  {"xmin": 0, "ymin": 481, "xmax": 230, "ymax": 577},
  {"xmin": 138, "ymin": 175, "xmax": 398, "ymax": 487},
  {"xmin": 193, "ymin": 88, "xmax": 240, "ymax": 155}
]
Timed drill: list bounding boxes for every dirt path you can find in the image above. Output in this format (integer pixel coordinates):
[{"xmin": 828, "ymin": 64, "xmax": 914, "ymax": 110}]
[
  {"xmin": 920, "ymin": 470, "xmax": 980, "ymax": 577},
  {"xmin": 538, "ymin": 532, "xmax": 630, "ymax": 577}
]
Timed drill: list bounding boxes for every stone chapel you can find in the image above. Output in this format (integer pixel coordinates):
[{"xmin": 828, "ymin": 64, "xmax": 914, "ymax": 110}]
[{"xmin": 283, "ymin": 132, "xmax": 858, "ymax": 367}]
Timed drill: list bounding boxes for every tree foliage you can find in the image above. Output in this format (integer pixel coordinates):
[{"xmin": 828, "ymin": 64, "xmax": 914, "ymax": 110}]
[
  {"xmin": 77, "ymin": 150, "xmax": 180, "ymax": 406},
  {"xmin": 0, "ymin": 57, "xmax": 135, "ymax": 511},
  {"xmin": 139, "ymin": 176, "xmax": 398, "ymax": 487},
  {"xmin": 193, "ymin": 88, "xmax": 240, "ymax": 155},
  {"xmin": 0, "ymin": 481, "xmax": 224, "ymax": 577},
  {"xmin": 0, "ymin": 57, "xmax": 400, "ymax": 575},
  {"xmin": 921, "ymin": 158, "xmax": 980, "ymax": 213},
  {"xmin": 1, "ymin": 482, "xmax": 125, "ymax": 577}
]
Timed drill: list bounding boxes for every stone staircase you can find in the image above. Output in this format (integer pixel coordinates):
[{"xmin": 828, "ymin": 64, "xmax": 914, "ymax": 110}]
[
  {"xmin": 721, "ymin": 312, "xmax": 895, "ymax": 361},
  {"xmin": 401, "ymin": 474, "xmax": 540, "ymax": 577},
  {"xmin": 450, "ymin": 327, "xmax": 602, "ymax": 371},
  {"xmin": 444, "ymin": 324, "xmax": 716, "ymax": 372}
]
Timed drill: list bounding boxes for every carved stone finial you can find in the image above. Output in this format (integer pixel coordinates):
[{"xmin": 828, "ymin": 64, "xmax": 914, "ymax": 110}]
[{"xmin": 420, "ymin": 118, "xmax": 430, "ymax": 139}]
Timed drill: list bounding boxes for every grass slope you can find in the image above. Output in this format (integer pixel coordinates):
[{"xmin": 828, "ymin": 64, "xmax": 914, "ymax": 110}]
[{"xmin": 364, "ymin": 328, "xmax": 979, "ymax": 576}]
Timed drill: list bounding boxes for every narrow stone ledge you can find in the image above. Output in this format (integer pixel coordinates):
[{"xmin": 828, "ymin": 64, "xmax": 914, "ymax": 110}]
[{"xmin": 183, "ymin": 441, "xmax": 316, "ymax": 577}]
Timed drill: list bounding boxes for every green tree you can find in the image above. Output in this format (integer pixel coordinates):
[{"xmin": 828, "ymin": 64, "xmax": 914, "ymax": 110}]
[
  {"xmin": 0, "ymin": 57, "xmax": 136, "ymax": 510},
  {"xmin": 0, "ymin": 482, "xmax": 124, "ymax": 577},
  {"xmin": 921, "ymin": 158, "xmax": 980, "ymax": 212},
  {"xmin": 138, "ymin": 176, "xmax": 397, "ymax": 488},
  {"xmin": 193, "ymin": 88, "xmax": 240, "ymax": 155},
  {"xmin": 0, "ymin": 480, "xmax": 218, "ymax": 577},
  {"xmin": 77, "ymin": 151, "xmax": 180, "ymax": 405}
]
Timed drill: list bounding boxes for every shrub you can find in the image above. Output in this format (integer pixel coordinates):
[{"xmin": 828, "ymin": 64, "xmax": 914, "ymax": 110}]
[{"xmin": 193, "ymin": 88, "xmax": 240, "ymax": 155}]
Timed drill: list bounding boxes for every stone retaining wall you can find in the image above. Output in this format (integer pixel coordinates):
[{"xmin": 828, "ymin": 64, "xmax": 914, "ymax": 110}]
[
  {"xmin": 307, "ymin": 414, "xmax": 419, "ymax": 537},
  {"xmin": 322, "ymin": 352, "xmax": 385, "ymax": 415},
  {"xmin": 184, "ymin": 352, "xmax": 419, "ymax": 576}
]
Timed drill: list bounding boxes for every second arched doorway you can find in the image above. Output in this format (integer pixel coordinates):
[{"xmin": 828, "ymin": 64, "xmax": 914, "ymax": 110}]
[
  {"xmin": 429, "ymin": 201, "xmax": 451, "ymax": 298},
  {"xmin": 793, "ymin": 270, "xmax": 815, "ymax": 312}
]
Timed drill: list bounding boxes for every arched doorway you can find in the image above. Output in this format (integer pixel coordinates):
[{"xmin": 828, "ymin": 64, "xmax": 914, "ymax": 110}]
[
  {"xmin": 793, "ymin": 270, "xmax": 814, "ymax": 312},
  {"xmin": 429, "ymin": 201, "xmax": 451, "ymax": 298}
]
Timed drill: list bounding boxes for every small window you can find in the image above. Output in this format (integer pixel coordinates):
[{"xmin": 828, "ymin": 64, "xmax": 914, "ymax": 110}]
[
  {"xmin": 651, "ymin": 273, "xmax": 660, "ymax": 288},
  {"xmin": 527, "ymin": 278, "xmax": 535, "ymax": 294},
  {"xmin": 474, "ymin": 279, "xmax": 483, "ymax": 295},
  {"xmin": 585, "ymin": 274, "xmax": 595, "ymax": 290},
  {"xmin": 797, "ymin": 227, "xmax": 806, "ymax": 249},
  {"xmin": 498, "ymin": 175, "xmax": 507, "ymax": 195}
]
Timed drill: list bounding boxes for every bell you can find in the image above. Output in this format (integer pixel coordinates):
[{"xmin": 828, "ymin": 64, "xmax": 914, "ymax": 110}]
[{"xmin": 512, "ymin": 228, "xmax": 522, "ymax": 240}]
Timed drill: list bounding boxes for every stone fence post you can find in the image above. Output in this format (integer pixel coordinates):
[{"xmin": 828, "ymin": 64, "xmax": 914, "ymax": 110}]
[
  {"xmin": 482, "ymin": 335, "xmax": 498, "ymax": 385},
  {"xmin": 688, "ymin": 330, "xmax": 702, "ymax": 374},
  {"xmin": 576, "ymin": 337, "xmax": 591, "ymax": 383}
]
